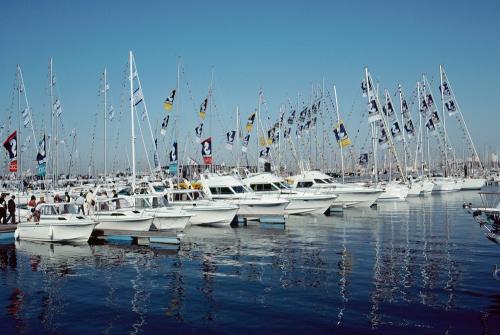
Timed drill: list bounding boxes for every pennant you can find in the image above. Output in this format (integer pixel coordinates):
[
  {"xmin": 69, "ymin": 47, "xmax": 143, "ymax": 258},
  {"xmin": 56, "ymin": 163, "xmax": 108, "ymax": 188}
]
[
  {"xmin": 445, "ymin": 100, "xmax": 457, "ymax": 117},
  {"xmin": 3, "ymin": 131, "xmax": 17, "ymax": 172},
  {"xmin": 426, "ymin": 118, "xmax": 436, "ymax": 133},
  {"xmin": 163, "ymin": 89, "xmax": 176, "ymax": 111},
  {"xmin": 359, "ymin": 153, "xmax": 369, "ymax": 166},
  {"xmin": 169, "ymin": 141, "xmax": 178, "ymax": 173},
  {"xmin": 245, "ymin": 112, "xmax": 256, "ymax": 132},
  {"xmin": 404, "ymin": 119, "xmax": 415, "ymax": 138},
  {"xmin": 430, "ymin": 111, "xmax": 440, "ymax": 125},
  {"xmin": 440, "ymin": 82, "xmax": 451, "ymax": 97},
  {"xmin": 225, "ymin": 130, "xmax": 236, "ymax": 150},
  {"xmin": 378, "ymin": 123, "xmax": 389, "ymax": 149},
  {"xmin": 153, "ymin": 138, "xmax": 160, "ymax": 169},
  {"xmin": 299, "ymin": 108, "xmax": 307, "ymax": 122},
  {"xmin": 133, "ymin": 88, "xmax": 143, "ymax": 106},
  {"xmin": 333, "ymin": 121, "xmax": 352, "ymax": 148},
  {"xmin": 259, "ymin": 146, "xmax": 270, "ymax": 163},
  {"xmin": 383, "ymin": 100, "xmax": 394, "ymax": 117},
  {"xmin": 21, "ymin": 135, "xmax": 31, "ymax": 152},
  {"xmin": 36, "ymin": 134, "xmax": 46, "ymax": 164},
  {"xmin": 22, "ymin": 108, "xmax": 30, "ymax": 127},
  {"xmin": 160, "ymin": 115, "xmax": 170, "ymax": 136},
  {"xmin": 242, "ymin": 134, "xmax": 250, "ymax": 152},
  {"xmin": 283, "ymin": 127, "xmax": 291, "ymax": 138},
  {"xmin": 367, "ymin": 98, "xmax": 381, "ymax": 123},
  {"xmin": 199, "ymin": 98, "xmax": 208, "ymax": 120},
  {"xmin": 53, "ymin": 99, "xmax": 62, "ymax": 117},
  {"xmin": 426, "ymin": 94, "xmax": 434, "ymax": 108},
  {"xmin": 390, "ymin": 121, "xmax": 402, "ymax": 141},
  {"xmin": 195, "ymin": 123, "xmax": 203, "ymax": 143},
  {"xmin": 201, "ymin": 137, "xmax": 212, "ymax": 164}
]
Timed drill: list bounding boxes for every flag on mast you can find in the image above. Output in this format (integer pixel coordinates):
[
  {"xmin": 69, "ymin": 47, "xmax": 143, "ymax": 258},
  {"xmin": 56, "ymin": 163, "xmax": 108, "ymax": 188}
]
[
  {"xmin": 199, "ymin": 98, "xmax": 208, "ymax": 120},
  {"xmin": 195, "ymin": 123, "xmax": 203, "ymax": 143},
  {"xmin": 245, "ymin": 112, "xmax": 256, "ymax": 132},
  {"xmin": 333, "ymin": 121, "xmax": 352, "ymax": 148},
  {"xmin": 201, "ymin": 137, "xmax": 212, "ymax": 164},
  {"xmin": 169, "ymin": 141, "xmax": 178, "ymax": 174},
  {"xmin": 3, "ymin": 131, "xmax": 17, "ymax": 172},
  {"xmin": 163, "ymin": 89, "xmax": 176, "ymax": 111},
  {"xmin": 242, "ymin": 134, "xmax": 250, "ymax": 152},
  {"xmin": 36, "ymin": 134, "xmax": 47, "ymax": 177},
  {"xmin": 225, "ymin": 130, "xmax": 236, "ymax": 150}
]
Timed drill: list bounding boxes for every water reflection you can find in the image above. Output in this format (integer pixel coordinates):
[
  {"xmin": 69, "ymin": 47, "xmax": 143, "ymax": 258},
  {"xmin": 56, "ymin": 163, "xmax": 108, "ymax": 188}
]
[{"xmin": 0, "ymin": 192, "xmax": 497, "ymax": 333}]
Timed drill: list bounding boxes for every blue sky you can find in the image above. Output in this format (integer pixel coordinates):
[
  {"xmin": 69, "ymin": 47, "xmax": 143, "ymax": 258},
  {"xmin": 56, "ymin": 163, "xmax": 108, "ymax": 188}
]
[{"xmin": 1, "ymin": 0, "xmax": 499, "ymax": 174}]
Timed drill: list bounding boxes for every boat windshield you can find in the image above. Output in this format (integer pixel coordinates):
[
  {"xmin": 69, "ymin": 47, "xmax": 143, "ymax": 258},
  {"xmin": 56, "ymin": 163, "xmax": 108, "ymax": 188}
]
[
  {"xmin": 99, "ymin": 198, "xmax": 131, "ymax": 211},
  {"xmin": 324, "ymin": 178, "xmax": 335, "ymax": 184},
  {"xmin": 232, "ymin": 185, "xmax": 247, "ymax": 193},
  {"xmin": 134, "ymin": 197, "xmax": 152, "ymax": 209},
  {"xmin": 314, "ymin": 179, "xmax": 327, "ymax": 184},
  {"xmin": 153, "ymin": 185, "xmax": 167, "ymax": 192},
  {"xmin": 274, "ymin": 182, "xmax": 290, "ymax": 189}
]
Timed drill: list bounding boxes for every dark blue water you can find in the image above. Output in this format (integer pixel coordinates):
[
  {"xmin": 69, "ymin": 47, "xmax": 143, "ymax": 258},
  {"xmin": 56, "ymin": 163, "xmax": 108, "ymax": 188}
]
[{"xmin": 1, "ymin": 192, "xmax": 499, "ymax": 334}]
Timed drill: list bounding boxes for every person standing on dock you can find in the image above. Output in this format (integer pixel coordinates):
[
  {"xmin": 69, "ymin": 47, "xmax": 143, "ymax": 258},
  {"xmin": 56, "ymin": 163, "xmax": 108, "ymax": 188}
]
[
  {"xmin": 6, "ymin": 195, "xmax": 16, "ymax": 224},
  {"xmin": 76, "ymin": 192, "xmax": 85, "ymax": 214},
  {"xmin": 28, "ymin": 196, "xmax": 36, "ymax": 209},
  {"xmin": 86, "ymin": 190, "xmax": 96, "ymax": 216},
  {"xmin": 0, "ymin": 194, "xmax": 6, "ymax": 224}
]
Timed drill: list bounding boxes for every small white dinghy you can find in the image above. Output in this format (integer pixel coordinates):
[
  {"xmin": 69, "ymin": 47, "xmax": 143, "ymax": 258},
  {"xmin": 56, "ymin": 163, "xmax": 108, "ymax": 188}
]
[{"xmin": 15, "ymin": 203, "xmax": 95, "ymax": 243}]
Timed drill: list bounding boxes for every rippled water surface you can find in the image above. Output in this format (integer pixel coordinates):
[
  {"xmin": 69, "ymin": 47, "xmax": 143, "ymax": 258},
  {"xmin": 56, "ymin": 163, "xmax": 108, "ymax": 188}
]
[{"xmin": 1, "ymin": 192, "xmax": 499, "ymax": 334}]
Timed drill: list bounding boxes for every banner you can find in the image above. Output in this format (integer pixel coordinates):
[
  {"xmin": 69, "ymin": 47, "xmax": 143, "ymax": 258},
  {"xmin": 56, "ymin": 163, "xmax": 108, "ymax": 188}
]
[
  {"xmin": 163, "ymin": 89, "xmax": 176, "ymax": 110},
  {"xmin": 242, "ymin": 134, "xmax": 250, "ymax": 152},
  {"xmin": 195, "ymin": 123, "xmax": 203, "ymax": 143},
  {"xmin": 245, "ymin": 112, "xmax": 256, "ymax": 132},
  {"xmin": 225, "ymin": 130, "xmax": 236, "ymax": 150},
  {"xmin": 36, "ymin": 134, "xmax": 46, "ymax": 177},
  {"xmin": 259, "ymin": 146, "xmax": 270, "ymax": 163},
  {"xmin": 3, "ymin": 131, "xmax": 17, "ymax": 172},
  {"xmin": 169, "ymin": 141, "xmax": 178, "ymax": 174},
  {"xmin": 333, "ymin": 121, "xmax": 352, "ymax": 148},
  {"xmin": 201, "ymin": 137, "xmax": 212, "ymax": 164},
  {"xmin": 199, "ymin": 98, "xmax": 208, "ymax": 120}
]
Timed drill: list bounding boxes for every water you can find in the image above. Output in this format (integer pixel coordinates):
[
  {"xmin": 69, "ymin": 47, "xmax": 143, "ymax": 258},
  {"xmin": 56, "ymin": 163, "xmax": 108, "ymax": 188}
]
[{"xmin": 1, "ymin": 192, "xmax": 499, "ymax": 334}]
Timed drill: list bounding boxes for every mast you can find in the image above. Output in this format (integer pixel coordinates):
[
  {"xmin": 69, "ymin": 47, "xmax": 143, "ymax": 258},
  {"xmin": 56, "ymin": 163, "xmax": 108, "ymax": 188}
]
[
  {"xmin": 175, "ymin": 58, "xmax": 180, "ymax": 180},
  {"xmin": 333, "ymin": 85, "xmax": 345, "ymax": 183},
  {"xmin": 439, "ymin": 65, "xmax": 449, "ymax": 177},
  {"xmin": 104, "ymin": 67, "xmax": 108, "ymax": 178},
  {"xmin": 129, "ymin": 51, "xmax": 136, "ymax": 192},
  {"xmin": 256, "ymin": 90, "xmax": 261, "ymax": 173},
  {"xmin": 49, "ymin": 58, "xmax": 54, "ymax": 188},
  {"xmin": 397, "ymin": 85, "xmax": 408, "ymax": 178},
  {"xmin": 17, "ymin": 65, "xmax": 22, "ymax": 198},
  {"xmin": 365, "ymin": 68, "xmax": 378, "ymax": 184},
  {"xmin": 236, "ymin": 105, "xmax": 240, "ymax": 171}
]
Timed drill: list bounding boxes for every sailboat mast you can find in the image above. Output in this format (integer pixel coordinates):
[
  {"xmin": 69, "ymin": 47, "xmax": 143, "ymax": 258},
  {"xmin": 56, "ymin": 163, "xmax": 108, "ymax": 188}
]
[
  {"xmin": 49, "ymin": 58, "xmax": 54, "ymax": 187},
  {"xmin": 175, "ymin": 59, "xmax": 180, "ymax": 180},
  {"xmin": 365, "ymin": 68, "xmax": 378, "ymax": 184},
  {"xmin": 129, "ymin": 51, "xmax": 136, "ymax": 191},
  {"xmin": 333, "ymin": 85, "xmax": 345, "ymax": 183},
  {"xmin": 17, "ymin": 65, "xmax": 22, "ymax": 194},
  {"xmin": 397, "ymin": 85, "xmax": 408, "ymax": 178},
  {"xmin": 104, "ymin": 67, "xmax": 107, "ymax": 178},
  {"xmin": 236, "ymin": 105, "xmax": 240, "ymax": 171},
  {"xmin": 439, "ymin": 65, "xmax": 449, "ymax": 177},
  {"xmin": 256, "ymin": 91, "xmax": 261, "ymax": 173}
]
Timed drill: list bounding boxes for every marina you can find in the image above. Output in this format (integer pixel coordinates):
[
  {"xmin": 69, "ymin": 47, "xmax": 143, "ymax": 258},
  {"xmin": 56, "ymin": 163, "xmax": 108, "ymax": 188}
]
[
  {"xmin": 1, "ymin": 1, "xmax": 499, "ymax": 333},
  {"xmin": 1, "ymin": 191, "xmax": 500, "ymax": 334}
]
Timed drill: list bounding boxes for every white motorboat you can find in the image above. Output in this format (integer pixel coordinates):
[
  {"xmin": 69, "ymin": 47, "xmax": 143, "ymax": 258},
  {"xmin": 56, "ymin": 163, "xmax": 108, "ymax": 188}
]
[
  {"xmin": 136, "ymin": 181, "xmax": 239, "ymax": 227},
  {"xmin": 377, "ymin": 181, "xmax": 409, "ymax": 201},
  {"xmin": 15, "ymin": 203, "xmax": 95, "ymax": 243},
  {"xmin": 287, "ymin": 170, "xmax": 383, "ymax": 208},
  {"xmin": 199, "ymin": 173, "xmax": 289, "ymax": 221},
  {"xmin": 243, "ymin": 172, "xmax": 336, "ymax": 215},
  {"xmin": 94, "ymin": 197, "xmax": 153, "ymax": 232},
  {"xmin": 130, "ymin": 195, "xmax": 191, "ymax": 231}
]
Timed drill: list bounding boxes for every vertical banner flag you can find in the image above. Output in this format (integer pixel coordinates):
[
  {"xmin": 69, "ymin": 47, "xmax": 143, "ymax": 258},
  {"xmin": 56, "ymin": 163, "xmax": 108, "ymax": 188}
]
[
  {"xmin": 359, "ymin": 153, "xmax": 369, "ymax": 166},
  {"xmin": 3, "ymin": 131, "xmax": 17, "ymax": 172},
  {"xmin": 163, "ymin": 89, "xmax": 176, "ymax": 111},
  {"xmin": 259, "ymin": 146, "xmax": 270, "ymax": 163},
  {"xmin": 201, "ymin": 137, "xmax": 212, "ymax": 164},
  {"xmin": 195, "ymin": 123, "xmax": 203, "ymax": 143},
  {"xmin": 390, "ymin": 121, "xmax": 403, "ymax": 141},
  {"xmin": 242, "ymin": 134, "xmax": 250, "ymax": 152},
  {"xmin": 169, "ymin": 141, "xmax": 178, "ymax": 173},
  {"xmin": 378, "ymin": 122, "xmax": 389, "ymax": 149},
  {"xmin": 199, "ymin": 98, "xmax": 208, "ymax": 120},
  {"xmin": 333, "ymin": 121, "xmax": 352, "ymax": 148},
  {"xmin": 160, "ymin": 115, "xmax": 169, "ymax": 136},
  {"xmin": 225, "ymin": 130, "xmax": 236, "ymax": 150},
  {"xmin": 36, "ymin": 134, "xmax": 46, "ymax": 177},
  {"xmin": 154, "ymin": 138, "xmax": 160, "ymax": 169},
  {"xmin": 245, "ymin": 112, "xmax": 256, "ymax": 132}
]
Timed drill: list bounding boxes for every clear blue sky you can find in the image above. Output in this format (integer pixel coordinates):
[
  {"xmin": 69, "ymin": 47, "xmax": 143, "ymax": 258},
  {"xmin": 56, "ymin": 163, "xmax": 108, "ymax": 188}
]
[{"xmin": 1, "ymin": 0, "xmax": 499, "ymax": 174}]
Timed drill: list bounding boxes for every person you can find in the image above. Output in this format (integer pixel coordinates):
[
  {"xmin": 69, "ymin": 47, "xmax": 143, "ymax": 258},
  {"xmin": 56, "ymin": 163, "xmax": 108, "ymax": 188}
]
[
  {"xmin": 0, "ymin": 194, "xmax": 6, "ymax": 224},
  {"xmin": 111, "ymin": 190, "xmax": 120, "ymax": 209},
  {"xmin": 37, "ymin": 196, "xmax": 46, "ymax": 205},
  {"xmin": 86, "ymin": 190, "xmax": 96, "ymax": 216},
  {"xmin": 76, "ymin": 192, "xmax": 85, "ymax": 214},
  {"xmin": 28, "ymin": 195, "xmax": 36, "ymax": 209},
  {"xmin": 6, "ymin": 195, "xmax": 16, "ymax": 224},
  {"xmin": 54, "ymin": 194, "xmax": 62, "ymax": 203},
  {"xmin": 64, "ymin": 192, "xmax": 71, "ymax": 203}
]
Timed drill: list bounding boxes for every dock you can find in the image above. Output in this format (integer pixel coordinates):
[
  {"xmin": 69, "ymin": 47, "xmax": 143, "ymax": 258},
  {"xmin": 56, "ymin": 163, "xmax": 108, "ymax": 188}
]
[{"xmin": 92, "ymin": 229, "xmax": 182, "ymax": 245}]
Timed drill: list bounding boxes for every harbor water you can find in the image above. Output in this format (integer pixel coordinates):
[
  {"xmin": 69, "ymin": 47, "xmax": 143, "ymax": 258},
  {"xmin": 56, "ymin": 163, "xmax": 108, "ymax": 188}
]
[{"xmin": 1, "ymin": 191, "xmax": 499, "ymax": 334}]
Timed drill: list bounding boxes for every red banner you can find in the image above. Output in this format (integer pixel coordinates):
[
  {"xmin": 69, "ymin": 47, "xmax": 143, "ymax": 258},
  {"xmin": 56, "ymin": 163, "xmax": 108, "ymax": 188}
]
[
  {"xmin": 9, "ymin": 160, "xmax": 17, "ymax": 172},
  {"xmin": 203, "ymin": 156, "xmax": 213, "ymax": 164},
  {"xmin": 3, "ymin": 131, "xmax": 17, "ymax": 172}
]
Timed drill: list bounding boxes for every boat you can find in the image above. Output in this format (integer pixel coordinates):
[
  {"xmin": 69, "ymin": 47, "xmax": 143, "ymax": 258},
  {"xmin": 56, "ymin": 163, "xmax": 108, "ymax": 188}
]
[
  {"xmin": 288, "ymin": 170, "xmax": 382, "ymax": 208},
  {"xmin": 15, "ymin": 203, "xmax": 95, "ymax": 243},
  {"xmin": 432, "ymin": 176, "xmax": 460, "ymax": 193},
  {"xmin": 377, "ymin": 181, "xmax": 409, "ymax": 201},
  {"xmin": 243, "ymin": 172, "xmax": 336, "ymax": 215},
  {"xmin": 94, "ymin": 197, "xmax": 153, "ymax": 232},
  {"xmin": 129, "ymin": 195, "xmax": 192, "ymax": 231},
  {"xmin": 460, "ymin": 177, "xmax": 486, "ymax": 190},
  {"xmin": 199, "ymin": 173, "xmax": 289, "ymax": 221}
]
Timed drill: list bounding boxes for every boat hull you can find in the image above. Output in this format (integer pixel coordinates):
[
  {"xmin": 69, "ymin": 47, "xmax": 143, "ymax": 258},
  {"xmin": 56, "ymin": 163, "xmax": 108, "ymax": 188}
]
[
  {"xmin": 461, "ymin": 178, "xmax": 486, "ymax": 190},
  {"xmin": 94, "ymin": 215, "xmax": 153, "ymax": 232},
  {"xmin": 15, "ymin": 222, "xmax": 95, "ymax": 243},
  {"xmin": 285, "ymin": 195, "xmax": 335, "ymax": 215}
]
